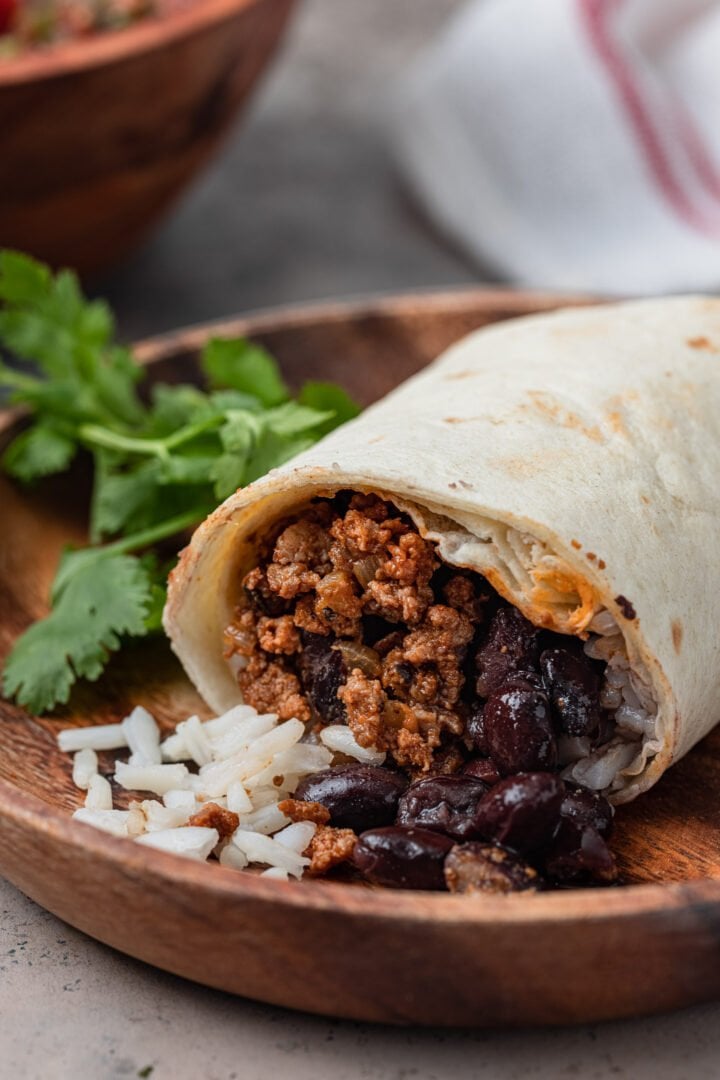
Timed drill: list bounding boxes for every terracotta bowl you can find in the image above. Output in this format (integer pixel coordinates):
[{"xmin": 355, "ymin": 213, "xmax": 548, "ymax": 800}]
[{"xmin": 0, "ymin": 0, "xmax": 296, "ymax": 274}]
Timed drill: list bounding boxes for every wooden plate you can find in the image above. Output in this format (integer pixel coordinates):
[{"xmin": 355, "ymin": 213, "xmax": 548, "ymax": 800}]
[{"xmin": 2, "ymin": 289, "xmax": 720, "ymax": 1028}]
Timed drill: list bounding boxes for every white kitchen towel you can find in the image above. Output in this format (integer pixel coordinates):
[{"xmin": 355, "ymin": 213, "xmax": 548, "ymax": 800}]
[{"xmin": 392, "ymin": 0, "xmax": 720, "ymax": 294}]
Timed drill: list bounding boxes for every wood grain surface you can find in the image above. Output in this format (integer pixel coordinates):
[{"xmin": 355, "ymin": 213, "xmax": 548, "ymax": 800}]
[
  {"xmin": 0, "ymin": 0, "xmax": 296, "ymax": 273},
  {"xmin": 2, "ymin": 289, "xmax": 720, "ymax": 1027}
]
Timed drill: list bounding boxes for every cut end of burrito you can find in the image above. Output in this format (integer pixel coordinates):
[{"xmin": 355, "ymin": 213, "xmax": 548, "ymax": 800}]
[
  {"xmin": 208, "ymin": 489, "xmax": 664, "ymax": 800},
  {"xmin": 163, "ymin": 297, "xmax": 720, "ymax": 888}
]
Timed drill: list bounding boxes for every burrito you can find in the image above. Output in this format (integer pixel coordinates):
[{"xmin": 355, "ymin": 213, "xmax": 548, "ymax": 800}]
[{"xmin": 164, "ymin": 297, "xmax": 720, "ymax": 890}]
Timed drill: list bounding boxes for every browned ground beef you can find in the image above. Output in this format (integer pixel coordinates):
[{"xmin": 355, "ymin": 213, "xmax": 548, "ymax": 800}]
[
  {"xmin": 305, "ymin": 824, "xmax": 357, "ymax": 874},
  {"xmin": 188, "ymin": 802, "xmax": 240, "ymax": 840},
  {"xmin": 226, "ymin": 493, "xmax": 489, "ymax": 773}
]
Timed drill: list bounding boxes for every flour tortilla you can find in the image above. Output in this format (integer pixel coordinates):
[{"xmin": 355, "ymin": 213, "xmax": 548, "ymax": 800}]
[{"xmin": 164, "ymin": 297, "xmax": 720, "ymax": 803}]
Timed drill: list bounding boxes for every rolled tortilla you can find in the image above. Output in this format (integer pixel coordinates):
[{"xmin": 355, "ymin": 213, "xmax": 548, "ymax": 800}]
[{"xmin": 164, "ymin": 297, "xmax": 720, "ymax": 803}]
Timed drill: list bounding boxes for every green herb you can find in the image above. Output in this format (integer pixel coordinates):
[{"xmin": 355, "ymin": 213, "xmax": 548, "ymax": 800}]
[{"xmin": 0, "ymin": 251, "xmax": 360, "ymax": 712}]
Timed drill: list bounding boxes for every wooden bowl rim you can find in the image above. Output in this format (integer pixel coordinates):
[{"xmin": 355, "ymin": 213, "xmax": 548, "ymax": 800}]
[
  {"xmin": 4, "ymin": 285, "xmax": 714, "ymax": 929},
  {"xmin": 0, "ymin": 0, "xmax": 285, "ymax": 86}
]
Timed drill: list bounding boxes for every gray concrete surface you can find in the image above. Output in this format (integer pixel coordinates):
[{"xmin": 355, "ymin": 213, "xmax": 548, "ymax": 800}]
[
  {"xmin": 3, "ymin": 873, "xmax": 720, "ymax": 1079},
  {"xmin": 4, "ymin": 2, "xmax": 720, "ymax": 1076}
]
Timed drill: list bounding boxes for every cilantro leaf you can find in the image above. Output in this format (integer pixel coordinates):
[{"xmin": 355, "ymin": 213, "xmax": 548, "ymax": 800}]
[
  {"xmin": 201, "ymin": 337, "xmax": 289, "ymax": 406},
  {"xmin": 244, "ymin": 429, "xmax": 317, "ymax": 485},
  {"xmin": 0, "ymin": 251, "xmax": 362, "ymax": 712},
  {"xmin": 2, "ymin": 420, "xmax": 77, "ymax": 482},
  {"xmin": 145, "ymin": 383, "xmax": 216, "ymax": 437},
  {"xmin": 263, "ymin": 401, "xmax": 334, "ymax": 437},
  {"xmin": 299, "ymin": 380, "xmax": 361, "ymax": 434},
  {"xmin": 0, "ymin": 250, "xmax": 144, "ymax": 425},
  {"xmin": 89, "ymin": 456, "xmax": 162, "ymax": 541},
  {"xmin": 3, "ymin": 551, "xmax": 153, "ymax": 713}
]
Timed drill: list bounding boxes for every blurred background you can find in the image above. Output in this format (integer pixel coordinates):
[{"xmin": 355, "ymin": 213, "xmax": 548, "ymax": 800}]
[
  {"xmin": 3, "ymin": 0, "xmax": 720, "ymax": 332},
  {"xmin": 1, "ymin": 0, "xmax": 476, "ymax": 339},
  {"xmin": 101, "ymin": 0, "xmax": 477, "ymax": 339}
]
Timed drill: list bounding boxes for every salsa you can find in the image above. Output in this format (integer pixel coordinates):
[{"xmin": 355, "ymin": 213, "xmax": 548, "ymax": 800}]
[{"xmin": 0, "ymin": 0, "xmax": 166, "ymax": 56}]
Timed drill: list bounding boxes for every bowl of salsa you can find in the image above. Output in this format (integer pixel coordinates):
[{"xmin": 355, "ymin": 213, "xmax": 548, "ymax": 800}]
[{"xmin": 0, "ymin": 0, "xmax": 296, "ymax": 273}]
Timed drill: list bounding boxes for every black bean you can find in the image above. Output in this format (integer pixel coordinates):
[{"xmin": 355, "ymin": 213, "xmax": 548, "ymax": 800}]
[
  {"xmin": 466, "ymin": 702, "xmax": 487, "ymax": 754},
  {"xmin": 353, "ymin": 826, "xmax": 454, "ymax": 890},
  {"xmin": 294, "ymin": 764, "xmax": 408, "ymax": 832},
  {"xmin": 473, "ymin": 773, "xmax": 564, "ymax": 854},
  {"xmin": 543, "ymin": 818, "xmax": 618, "ymax": 884},
  {"xmin": 560, "ymin": 785, "xmax": 614, "ymax": 838},
  {"xmin": 396, "ymin": 775, "xmax": 489, "ymax": 840},
  {"xmin": 483, "ymin": 675, "xmax": 557, "ymax": 775},
  {"xmin": 463, "ymin": 757, "xmax": 502, "ymax": 786},
  {"xmin": 539, "ymin": 647, "xmax": 601, "ymax": 737},
  {"xmin": 444, "ymin": 842, "xmax": 541, "ymax": 895},
  {"xmin": 297, "ymin": 632, "xmax": 347, "ymax": 725},
  {"xmin": 244, "ymin": 575, "xmax": 288, "ymax": 617},
  {"xmin": 474, "ymin": 605, "xmax": 540, "ymax": 698}
]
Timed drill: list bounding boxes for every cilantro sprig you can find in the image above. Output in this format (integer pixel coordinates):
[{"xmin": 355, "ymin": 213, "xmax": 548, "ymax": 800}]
[{"xmin": 0, "ymin": 251, "xmax": 359, "ymax": 713}]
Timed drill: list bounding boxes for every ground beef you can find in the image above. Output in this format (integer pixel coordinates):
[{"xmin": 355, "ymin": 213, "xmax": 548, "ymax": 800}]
[
  {"xmin": 391, "ymin": 604, "xmax": 473, "ymax": 709},
  {"xmin": 264, "ymin": 519, "xmax": 333, "ymax": 600},
  {"xmin": 237, "ymin": 652, "xmax": 310, "ymax": 722},
  {"xmin": 442, "ymin": 573, "xmax": 489, "ymax": 622},
  {"xmin": 257, "ymin": 615, "xmax": 301, "ymax": 655},
  {"xmin": 293, "ymin": 595, "xmax": 331, "ymax": 636},
  {"xmin": 339, "ymin": 669, "xmax": 386, "ymax": 749},
  {"xmin": 278, "ymin": 798, "xmax": 331, "ymax": 825},
  {"xmin": 306, "ymin": 824, "xmax": 357, "ymax": 874},
  {"xmin": 227, "ymin": 495, "xmax": 478, "ymax": 769},
  {"xmin": 188, "ymin": 802, "xmax": 240, "ymax": 840}
]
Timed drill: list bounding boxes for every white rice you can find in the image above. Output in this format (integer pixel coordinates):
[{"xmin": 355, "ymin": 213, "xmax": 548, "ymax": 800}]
[
  {"xmin": 572, "ymin": 609, "xmax": 660, "ymax": 792},
  {"xmin": 60, "ymin": 700, "xmax": 339, "ymax": 879},
  {"xmin": 114, "ymin": 761, "xmax": 190, "ymax": 796},
  {"xmin": 72, "ymin": 808, "xmax": 130, "ymax": 837},
  {"xmin": 163, "ymin": 789, "xmax": 197, "ymax": 813},
  {"xmin": 58, "ymin": 722, "xmax": 128, "ymax": 753},
  {"xmin": 226, "ymin": 781, "xmax": 253, "ymax": 814},
  {"xmin": 72, "ymin": 748, "xmax": 98, "ymax": 789},
  {"xmin": 230, "ymin": 830, "xmax": 308, "ymax": 877},
  {"xmin": 319, "ymin": 724, "xmax": 386, "ymax": 764},
  {"xmin": 122, "ymin": 706, "xmax": 162, "ymax": 766},
  {"xmin": 84, "ymin": 773, "xmax": 112, "ymax": 810},
  {"xmin": 136, "ymin": 827, "xmax": 219, "ymax": 861},
  {"xmin": 274, "ymin": 821, "xmax": 317, "ymax": 853}
]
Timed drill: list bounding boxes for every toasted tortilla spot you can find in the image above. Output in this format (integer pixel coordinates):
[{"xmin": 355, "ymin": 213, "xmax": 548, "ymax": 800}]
[
  {"xmin": 672, "ymin": 619, "xmax": 683, "ymax": 654},
  {"xmin": 598, "ymin": 558, "xmax": 606, "ymax": 570},
  {"xmin": 524, "ymin": 391, "xmax": 603, "ymax": 443},
  {"xmin": 571, "ymin": 539, "xmax": 582, "ymax": 550},
  {"xmin": 445, "ymin": 370, "xmax": 477, "ymax": 380},
  {"xmin": 605, "ymin": 411, "xmax": 629, "ymax": 437},
  {"xmin": 615, "ymin": 595, "xmax": 637, "ymax": 620},
  {"xmin": 586, "ymin": 552, "xmax": 596, "ymax": 562},
  {"xmin": 687, "ymin": 336, "xmax": 718, "ymax": 352}
]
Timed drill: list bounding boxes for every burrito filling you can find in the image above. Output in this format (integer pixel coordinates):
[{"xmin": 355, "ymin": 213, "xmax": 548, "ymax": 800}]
[{"xmin": 223, "ymin": 492, "xmax": 653, "ymax": 891}]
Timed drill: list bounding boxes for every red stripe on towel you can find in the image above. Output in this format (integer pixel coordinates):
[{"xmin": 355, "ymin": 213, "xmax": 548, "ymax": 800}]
[{"xmin": 579, "ymin": 0, "xmax": 720, "ymax": 236}]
